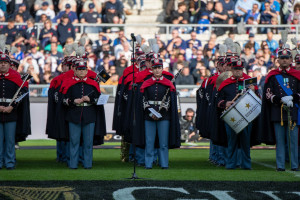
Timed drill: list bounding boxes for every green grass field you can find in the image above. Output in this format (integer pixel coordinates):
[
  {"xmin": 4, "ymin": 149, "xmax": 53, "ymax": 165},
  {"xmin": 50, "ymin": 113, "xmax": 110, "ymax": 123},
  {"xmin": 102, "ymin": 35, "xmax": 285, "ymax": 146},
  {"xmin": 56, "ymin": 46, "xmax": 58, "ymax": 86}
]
[{"xmin": 0, "ymin": 140, "xmax": 299, "ymax": 182}]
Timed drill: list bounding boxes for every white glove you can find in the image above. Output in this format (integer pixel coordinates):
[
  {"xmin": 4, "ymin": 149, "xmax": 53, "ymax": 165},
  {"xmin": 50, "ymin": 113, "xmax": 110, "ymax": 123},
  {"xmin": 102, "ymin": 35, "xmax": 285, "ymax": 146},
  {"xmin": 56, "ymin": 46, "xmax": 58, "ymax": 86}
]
[
  {"xmin": 287, "ymin": 100, "xmax": 293, "ymax": 108},
  {"xmin": 281, "ymin": 96, "xmax": 293, "ymax": 104}
]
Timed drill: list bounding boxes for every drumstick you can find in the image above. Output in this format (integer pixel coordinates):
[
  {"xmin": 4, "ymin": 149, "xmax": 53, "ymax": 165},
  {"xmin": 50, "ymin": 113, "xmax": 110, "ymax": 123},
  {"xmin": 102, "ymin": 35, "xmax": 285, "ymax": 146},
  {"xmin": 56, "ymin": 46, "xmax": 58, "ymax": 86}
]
[{"xmin": 225, "ymin": 93, "xmax": 241, "ymax": 110}]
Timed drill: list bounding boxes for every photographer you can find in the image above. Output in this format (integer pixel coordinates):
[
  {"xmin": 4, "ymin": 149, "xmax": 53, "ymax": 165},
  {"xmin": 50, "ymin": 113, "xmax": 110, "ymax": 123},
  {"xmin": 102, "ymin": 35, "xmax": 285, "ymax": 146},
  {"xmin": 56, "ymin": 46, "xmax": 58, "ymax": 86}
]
[{"xmin": 179, "ymin": 108, "xmax": 198, "ymax": 143}]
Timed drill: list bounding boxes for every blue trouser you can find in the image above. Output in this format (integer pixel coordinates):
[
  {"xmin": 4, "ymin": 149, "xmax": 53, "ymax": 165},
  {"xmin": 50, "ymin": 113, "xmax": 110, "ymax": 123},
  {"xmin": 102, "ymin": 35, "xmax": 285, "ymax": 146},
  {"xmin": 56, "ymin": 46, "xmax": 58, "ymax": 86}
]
[
  {"xmin": 225, "ymin": 123, "xmax": 252, "ymax": 169},
  {"xmin": 56, "ymin": 140, "xmax": 68, "ymax": 162},
  {"xmin": 68, "ymin": 122, "xmax": 95, "ymax": 169},
  {"xmin": 216, "ymin": 145, "xmax": 227, "ymax": 165},
  {"xmin": 274, "ymin": 122, "xmax": 299, "ymax": 169},
  {"xmin": 135, "ymin": 147, "xmax": 145, "ymax": 165},
  {"xmin": 145, "ymin": 120, "xmax": 170, "ymax": 168},
  {"xmin": 0, "ymin": 121, "xmax": 17, "ymax": 168},
  {"xmin": 133, "ymin": 0, "xmax": 144, "ymax": 6}
]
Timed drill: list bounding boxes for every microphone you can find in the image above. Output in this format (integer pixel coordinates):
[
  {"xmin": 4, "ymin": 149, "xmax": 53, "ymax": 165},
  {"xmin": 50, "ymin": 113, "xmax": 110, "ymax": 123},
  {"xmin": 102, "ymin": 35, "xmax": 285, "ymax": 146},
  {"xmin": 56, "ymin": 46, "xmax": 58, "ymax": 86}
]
[{"xmin": 131, "ymin": 33, "xmax": 136, "ymax": 42}]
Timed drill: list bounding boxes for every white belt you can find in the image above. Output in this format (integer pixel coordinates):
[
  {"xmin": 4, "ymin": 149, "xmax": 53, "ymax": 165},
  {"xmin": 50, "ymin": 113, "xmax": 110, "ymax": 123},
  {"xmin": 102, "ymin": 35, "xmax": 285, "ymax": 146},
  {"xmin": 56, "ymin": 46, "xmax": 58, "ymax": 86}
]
[
  {"xmin": 148, "ymin": 101, "xmax": 162, "ymax": 105},
  {"xmin": 0, "ymin": 98, "xmax": 12, "ymax": 103},
  {"xmin": 76, "ymin": 103, "xmax": 92, "ymax": 107}
]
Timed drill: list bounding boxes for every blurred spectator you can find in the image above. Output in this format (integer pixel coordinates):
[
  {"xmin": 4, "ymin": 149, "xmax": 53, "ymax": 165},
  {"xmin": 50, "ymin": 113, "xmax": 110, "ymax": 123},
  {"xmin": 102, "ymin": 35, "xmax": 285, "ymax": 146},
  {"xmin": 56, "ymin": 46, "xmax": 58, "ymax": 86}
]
[
  {"xmin": 241, "ymin": 43, "xmax": 255, "ymax": 67},
  {"xmin": 269, "ymin": 17, "xmax": 280, "ymax": 34},
  {"xmin": 44, "ymin": 36, "xmax": 63, "ymax": 53},
  {"xmin": 82, "ymin": 0, "xmax": 102, "ymax": 13},
  {"xmin": 186, "ymin": 45, "xmax": 198, "ymax": 62},
  {"xmin": 167, "ymin": 36, "xmax": 187, "ymax": 55},
  {"xmin": 101, "ymin": 73, "xmax": 119, "ymax": 86},
  {"xmin": 251, "ymin": 56, "xmax": 267, "ymax": 75},
  {"xmin": 115, "ymin": 55, "xmax": 128, "ymax": 76},
  {"xmin": 189, "ymin": 0, "xmax": 202, "ymax": 23},
  {"xmin": 39, "ymin": 63, "xmax": 55, "ymax": 84},
  {"xmin": 155, "ymin": 33, "xmax": 166, "ymax": 49},
  {"xmin": 189, "ymin": 49, "xmax": 203, "ymax": 72},
  {"xmin": 245, "ymin": 17, "xmax": 258, "ymax": 34},
  {"xmin": 235, "ymin": 0, "xmax": 261, "ymax": 22},
  {"xmin": 39, "ymin": 19, "xmax": 58, "ymax": 48},
  {"xmin": 105, "ymin": 4, "xmax": 123, "ymax": 25},
  {"xmin": 203, "ymin": 48, "xmax": 215, "ymax": 71},
  {"xmin": 12, "ymin": 3, "xmax": 32, "ymax": 22},
  {"xmin": 186, "ymin": 31, "xmax": 201, "ymax": 48},
  {"xmin": 65, "ymin": 37, "xmax": 74, "ymax": 45},
  {"xmin": 20, "ymin": 56, "xmax": 40, "ymax": 74},
  {"xmin": 288, "ymin": 3, "xmax": 300, "ymax": 24},
  {"xmin": 0, "ymin": 0, "xmax": 6, "ymax": 15},
  {"xmin": 212, "ymin": 2, "xmax": 228, "ymax": 36},
  {"xmin": 192, "ymin": 61, "xmax": 211, "ymax": 84},
  {"xmin": 203, "ymin": 39, "xmax": 216, "ymax": 54},
  {"xmin": 260, "ymin": 1, "xmax": 277, "ymax": 33},
  {"xmin": 179, "ymin": 108, "xmax": 198, "ymax": 143},
  {"xmin": 0, "ymin": 7, "xmax": 5, "ymax": 22},
  {"xmin": 220, "ymin": 0, "xmax": 235, "ymax": 25},
  {"xmin": 196, "ymin": 13, "xmax": 210, "ymax": 34},
  {"xmin": 1, "ymin": 18, "xmax": 18, "ymax": 45},
  {"xmin": 244, "ymin": 33, "xmax": 260, "ymax": 53},
  {"xmin": 29, "ymin": 44, "xmax": 44, "ymax": 64},
  {"xmin": 132, "ymin": 0, "xmax": 144, "ymax": 10},
  {"xmin": 38, "ymin": 14, "xmax": 49, "ymax": 23},
  {"xmin": 99, "ymin": 43, "xmax": 115, "ymax": 61},
  {"xmin": 113, "ymin": 30, "xmax": 128, "ymax": 46},
  {"xmin": 171, "ymin": 2, "xmax": 189, "ymax": 24},
  {"xmin": 34, "ymin": 0, "xmax": 54, "ymax": 11},
  {"xmin": 201, "ymin": 1, "xmax": 214, "ymax": 22},
  {"xmin": 261, "ymin": 0, "xmax": 280, "ymax": 16},
  {"xmin": 58, "ymin": 0, "xmax": 77, "ymax": 12},
  {"xmin": 262, "ymin": 44, "xmax": 272, "ymax": 64},
  {"xmin": 244, "ymin": 3, "xmax": 260, "ymax": 23},
  {"xmin": 27, "ymin": 65, "xmax": 40, "ymax": 84},
  {"xmin": 80, "ymin": 3, "xmax": 101, "ymax": 24},
  {"xmin": 86, "ymin": 44, "xmax": 97, "ymax": 70},
  {"xmin": 172, "ymin": 53, "xmax": 189, "ymax": 73},
  {"xmin": 265, "ymin": 31, "xmax": 278, "ymax": 53},
  {"xmin": 50, "ymin": 42, "xmax": 63, "ymax": 65},
  {"xmin": 104, "ymin": 0, "xmax": 124, "ymax": 24},
  {"xmin": 14, "ymin": 13, "xmax": 24, "ymax": 24},
  {"xmin": 13, "ymin": 43, "xmax": 24, "ymax": 61},
  {"xmin": 56, "ymin": 3, "xmax": 78, "ymax": 24},
  {"xmin": 57, "ymin": 14, "xmax": 76, "ymax": 45},
  {"xmin": 96, "ymin": 56, "xmax": 113, "ymax": 72},
  {"xmin": 253, "ymin": 68, "xmax": 265, "ymax": 96},
  {"xmin": 176, "ymin": 66, "xmax": 194, "ymax": 84},
  {"xmin": 35, "ymin": 2, "xmax": 55, "ymax": 21},
  {"xmin": 14, "ymin": 19, "xmax": 37, "ymax": 47}
]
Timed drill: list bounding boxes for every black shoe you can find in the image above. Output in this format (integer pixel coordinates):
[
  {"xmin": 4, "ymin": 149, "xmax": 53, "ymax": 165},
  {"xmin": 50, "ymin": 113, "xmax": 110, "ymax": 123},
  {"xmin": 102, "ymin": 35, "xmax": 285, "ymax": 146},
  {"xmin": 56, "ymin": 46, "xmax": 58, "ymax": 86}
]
[
  {"xmin": 242, "ymin": 168, "xmax": 252, "ymax": 170},
  {"xmin": 276, "ymin": 168, "xmax": 285, "ymax": 171},
  {"xmin": 137, "ymin": 163, "xmax": 145, "ymax": 167},
  {"xmin": 69, "ymin": 167, "xmax": 77, "ymax": 170},
  {"xmin": 145, "ymin": 167, "xmax": 152, "ymax": 169},
  {"xmin": 7, "ymin": 167, "xmax": 15, "ymax": 170},
  {"xmin": 161, "ymin": 167, "xmax": 169, "ymax": 169},
  {"xmin": 291, "ymin": 168, "xmax": 299, "ymax": 171},
  {"xmin": 226, "ymin": 167, "xmax": 235, "ymax": 170},
  {"xmin": 84, "ymin": 167, "xmax": 92, "ymax": 170}
]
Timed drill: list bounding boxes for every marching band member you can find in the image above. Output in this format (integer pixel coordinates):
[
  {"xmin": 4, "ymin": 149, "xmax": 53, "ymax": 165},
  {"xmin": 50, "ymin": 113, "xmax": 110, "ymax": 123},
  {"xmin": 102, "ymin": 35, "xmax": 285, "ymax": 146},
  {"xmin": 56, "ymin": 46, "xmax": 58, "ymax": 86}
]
[
  {"xmin": 61, "ymin": 58, "xmax": 106, "ymax": 169},
  {"xmin": 260, "ymin": 41, "xmax": 300, "ymax": 171},
  {"xmin": 217, "ymin": 59, "xmax": 259, "ymax": 170},
  {"xmin": 137, "ymin": 57, "xmax": 180, "ymax": 169},
  {"xmin": 0, "ymin": 51, "xmax": 30, "ymax": 170}
]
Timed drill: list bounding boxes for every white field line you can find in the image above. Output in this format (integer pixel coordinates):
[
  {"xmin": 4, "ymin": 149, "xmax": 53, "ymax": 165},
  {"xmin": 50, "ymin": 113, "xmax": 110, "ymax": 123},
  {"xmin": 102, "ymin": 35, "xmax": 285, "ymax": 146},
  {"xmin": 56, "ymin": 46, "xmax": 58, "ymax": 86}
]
[{"xmin": 252, "ymin": 161, "xmax": 300, "ymax": 178}]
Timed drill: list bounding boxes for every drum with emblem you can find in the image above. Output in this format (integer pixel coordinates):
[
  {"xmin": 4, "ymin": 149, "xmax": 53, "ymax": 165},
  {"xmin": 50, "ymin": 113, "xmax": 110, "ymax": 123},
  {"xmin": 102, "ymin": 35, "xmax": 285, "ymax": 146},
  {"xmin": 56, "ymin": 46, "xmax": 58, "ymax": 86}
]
[{"xmin": 220, "ymin": 89, "xmax": 261, "ymax": 134}]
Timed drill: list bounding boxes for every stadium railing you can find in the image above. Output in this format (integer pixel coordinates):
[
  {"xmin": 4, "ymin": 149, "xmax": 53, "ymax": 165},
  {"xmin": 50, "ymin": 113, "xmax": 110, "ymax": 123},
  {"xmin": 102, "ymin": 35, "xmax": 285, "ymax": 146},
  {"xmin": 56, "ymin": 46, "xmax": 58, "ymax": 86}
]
[
  {"xmin": 29, "ymin": 84, "xmax": 199, "ymax": 97},
  {"xmin": 2, "ymin": 23, "xmax": 299, "ymax": 41}
]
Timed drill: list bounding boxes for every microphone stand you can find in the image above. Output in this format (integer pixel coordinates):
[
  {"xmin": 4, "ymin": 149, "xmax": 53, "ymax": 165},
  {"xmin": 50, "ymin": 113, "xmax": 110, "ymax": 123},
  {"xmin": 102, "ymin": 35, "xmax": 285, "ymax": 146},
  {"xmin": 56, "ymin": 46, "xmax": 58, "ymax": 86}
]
[{"xmin": 125, "ymin": 33, "xmax": 146, "ymax": 180}]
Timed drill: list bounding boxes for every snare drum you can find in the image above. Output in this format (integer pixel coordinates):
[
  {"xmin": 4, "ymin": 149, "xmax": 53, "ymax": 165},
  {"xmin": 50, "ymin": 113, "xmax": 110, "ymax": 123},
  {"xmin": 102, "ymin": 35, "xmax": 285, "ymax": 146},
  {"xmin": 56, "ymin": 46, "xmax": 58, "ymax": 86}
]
[{"xmin": 220, "ymin": 89, "xmax": 261, "ymax": 134}]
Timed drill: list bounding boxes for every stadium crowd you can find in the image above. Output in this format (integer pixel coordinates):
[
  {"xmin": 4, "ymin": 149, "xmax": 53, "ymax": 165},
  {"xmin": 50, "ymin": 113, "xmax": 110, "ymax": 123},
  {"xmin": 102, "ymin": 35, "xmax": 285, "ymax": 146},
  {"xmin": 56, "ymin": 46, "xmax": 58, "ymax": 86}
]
[
  {"xmin": 165, "ymin": 0, "xmax": 298, "ymax": 35},
  {"xmin": 0, "ymin": 0, "xmax": 296, "ymax": 98}
]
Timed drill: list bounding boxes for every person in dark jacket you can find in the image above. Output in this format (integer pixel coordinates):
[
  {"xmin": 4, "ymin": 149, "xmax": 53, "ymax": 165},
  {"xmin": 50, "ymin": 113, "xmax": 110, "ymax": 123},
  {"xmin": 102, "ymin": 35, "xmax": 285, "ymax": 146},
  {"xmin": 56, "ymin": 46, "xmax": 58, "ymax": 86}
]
[
  {"xmin": 140, "ymin": 57, "xmax": 180, "ymax": 169},
  {"xmin": 57, "ymin": 14, "xmax": 75, "ymax": 46},
  {"xmin": 61, "ymin": 59, "xmax": 101, "ymax": 169},
  {"xmin": 0, "ymin": 53, "xmax": 29, "ymax": 170}
]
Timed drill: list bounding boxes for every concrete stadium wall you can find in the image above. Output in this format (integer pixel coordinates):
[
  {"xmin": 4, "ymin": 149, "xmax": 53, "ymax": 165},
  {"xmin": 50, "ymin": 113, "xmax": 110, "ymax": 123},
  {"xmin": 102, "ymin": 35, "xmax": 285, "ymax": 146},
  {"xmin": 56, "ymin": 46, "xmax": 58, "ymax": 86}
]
[{"xmin": 28, "ymin": 100, "xmax": 196, "ymax": 140}]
